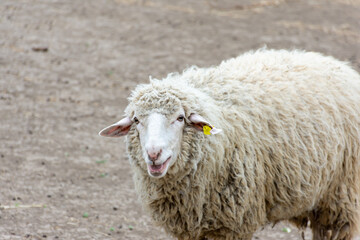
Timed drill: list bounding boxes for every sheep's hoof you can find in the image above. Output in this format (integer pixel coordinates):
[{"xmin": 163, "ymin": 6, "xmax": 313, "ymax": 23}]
[{"xmin": 325, "ymin": 230, "xmax": 332, "ymax": 240}]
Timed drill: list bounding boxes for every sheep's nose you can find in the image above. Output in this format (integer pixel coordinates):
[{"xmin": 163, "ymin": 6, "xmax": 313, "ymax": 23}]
[{"xmin": 147, "ymin": 149, "xmax": 162, "ymax": 162}]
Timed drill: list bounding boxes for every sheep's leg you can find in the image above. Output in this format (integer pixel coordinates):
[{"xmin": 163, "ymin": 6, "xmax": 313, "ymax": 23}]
[
  {"xmin": 309, "ymin": 204, "xmax": 354, "ymax": 240},
  {"xmin": 311, "ymin": 222, "xmax": 350, "ymax": 240},
  {"xmin": 310, "ymin": 179, "xmax": 360, "ymax": 240}
]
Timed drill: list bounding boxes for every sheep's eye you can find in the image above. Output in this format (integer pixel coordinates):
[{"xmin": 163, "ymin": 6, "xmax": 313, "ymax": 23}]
[
  {"xmin": 133, "ymin": 117, "xmax": 139, "ymax": 124},
  {"xmin": 177, "ymin": 115, "xmax": 184, "ymax": 122}
]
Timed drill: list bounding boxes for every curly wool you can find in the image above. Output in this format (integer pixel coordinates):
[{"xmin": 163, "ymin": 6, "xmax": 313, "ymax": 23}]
[{"xmin": 124, "ymin": 49, "xmax": 360, "ymax": 240}]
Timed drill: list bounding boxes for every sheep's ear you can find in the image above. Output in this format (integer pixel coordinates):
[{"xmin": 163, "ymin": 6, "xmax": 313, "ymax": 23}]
[
  {"xmin": 99, "ymin": 117, "xmax": 133, "ymax": 137},
  {"xmin": 188, "ymin": 113, "xmax": 222, "ymax": 135}
]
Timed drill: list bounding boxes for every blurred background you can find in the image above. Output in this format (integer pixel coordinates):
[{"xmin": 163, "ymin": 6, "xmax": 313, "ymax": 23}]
[{"xmin": 0, "ymin": 0, "xmax": 359, "ymax": 239}]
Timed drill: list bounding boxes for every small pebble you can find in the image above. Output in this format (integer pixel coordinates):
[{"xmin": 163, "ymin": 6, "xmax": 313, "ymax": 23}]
[
  {"xmin": 282, "ymin": 227, "xmax": 291, "ymax": 233},
  {"xmin": 32, "ymin": 46, "xmax": 48, "ymax": 52}
]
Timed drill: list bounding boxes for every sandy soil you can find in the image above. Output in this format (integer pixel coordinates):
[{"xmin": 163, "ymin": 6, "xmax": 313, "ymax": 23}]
[{"xmin": 0, "ymin": 0, "xmax": 359, "ymax": 239}]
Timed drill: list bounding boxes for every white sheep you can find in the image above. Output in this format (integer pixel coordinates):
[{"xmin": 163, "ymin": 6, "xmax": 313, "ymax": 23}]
[{"xmin": 99, "ymin": 49, "xmax": 360, "ymax": 240}]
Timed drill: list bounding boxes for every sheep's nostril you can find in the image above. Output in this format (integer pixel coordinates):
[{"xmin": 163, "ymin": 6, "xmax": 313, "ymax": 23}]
[
  {"xmin": 147, "ymin": 149, "xmax": 162, "ymax": 161},
  {"xmin": 148, "ymin": 154, "xmax": 156, "ymax": 161}
]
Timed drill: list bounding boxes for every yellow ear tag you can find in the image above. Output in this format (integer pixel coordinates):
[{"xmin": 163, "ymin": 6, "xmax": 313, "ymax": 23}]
[{"xmin": 203, "ymin": 125, "xmax": 212, "ymax": 135}]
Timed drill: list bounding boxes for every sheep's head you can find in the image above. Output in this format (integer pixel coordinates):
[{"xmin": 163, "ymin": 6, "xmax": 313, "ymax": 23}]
[{"xmin": 99, "ymin": 86, "xmax": 221, "ymax": 178}]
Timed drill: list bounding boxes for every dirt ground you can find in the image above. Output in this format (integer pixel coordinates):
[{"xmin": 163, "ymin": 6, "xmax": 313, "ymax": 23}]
[{"xmin": 0, "ymin": 0, "xmax": 359, "ymax": 239}]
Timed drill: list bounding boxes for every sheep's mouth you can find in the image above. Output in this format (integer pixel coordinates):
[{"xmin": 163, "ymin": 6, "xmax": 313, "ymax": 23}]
[{"xmin": 147, "ymin": 157, "xmax": 171, "ymax": 177}]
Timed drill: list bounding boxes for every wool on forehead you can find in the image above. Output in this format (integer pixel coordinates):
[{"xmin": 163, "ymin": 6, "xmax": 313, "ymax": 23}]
[{"xmin": 127, "ymin": 84, "xmax": 183, "ymax": 117}]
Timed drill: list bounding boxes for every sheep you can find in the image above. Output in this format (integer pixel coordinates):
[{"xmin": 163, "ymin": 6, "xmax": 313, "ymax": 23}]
[{"xmin": 99, "ymin": 49, "xmax": 360, "ymax": 240}]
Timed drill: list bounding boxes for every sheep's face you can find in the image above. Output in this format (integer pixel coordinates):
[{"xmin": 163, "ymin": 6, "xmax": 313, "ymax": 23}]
[
  {"xmin": 134, "ymin": 110, "xmax": 185, "ymax": 178},
  {"xmin": 99, "ymin": 108, "xmax": 222, "ymax": 178},
  {"xmin": 99, "ymin": 89, "xmax": 222, "ymax": 178}
]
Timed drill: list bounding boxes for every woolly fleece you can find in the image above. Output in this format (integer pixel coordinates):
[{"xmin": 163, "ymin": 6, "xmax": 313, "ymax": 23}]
[{"xmin": 123, "ymin": 49, "xmax": 360, "ymax": 240}]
